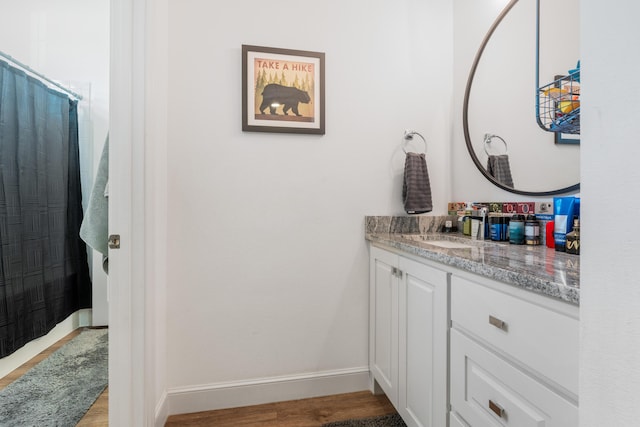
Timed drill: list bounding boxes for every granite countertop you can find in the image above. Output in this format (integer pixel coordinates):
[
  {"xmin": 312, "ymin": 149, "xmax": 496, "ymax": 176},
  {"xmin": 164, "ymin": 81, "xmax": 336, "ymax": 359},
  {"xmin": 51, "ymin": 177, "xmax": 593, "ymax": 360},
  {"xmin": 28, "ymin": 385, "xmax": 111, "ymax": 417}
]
[{"xmin": 365, "ymin": 216, "xmax": 580, "ymax": 305}]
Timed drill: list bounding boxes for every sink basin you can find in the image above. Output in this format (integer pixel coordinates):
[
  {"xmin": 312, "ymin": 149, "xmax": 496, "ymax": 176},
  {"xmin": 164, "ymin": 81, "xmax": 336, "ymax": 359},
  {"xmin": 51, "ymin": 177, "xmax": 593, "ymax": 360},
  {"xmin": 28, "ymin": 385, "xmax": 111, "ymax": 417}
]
[{"xmin": 421, "ymin": 240, "xmax": 474, "ymax": 249}]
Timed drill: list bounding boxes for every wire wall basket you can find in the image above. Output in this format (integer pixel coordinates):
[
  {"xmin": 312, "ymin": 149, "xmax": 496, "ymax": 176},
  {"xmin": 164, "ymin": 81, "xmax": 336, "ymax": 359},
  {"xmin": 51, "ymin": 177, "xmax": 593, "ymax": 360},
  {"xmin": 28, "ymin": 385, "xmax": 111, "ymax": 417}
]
[{"xmin": 536, "ymin": 68, "xmax": 580, "ymax": 135}]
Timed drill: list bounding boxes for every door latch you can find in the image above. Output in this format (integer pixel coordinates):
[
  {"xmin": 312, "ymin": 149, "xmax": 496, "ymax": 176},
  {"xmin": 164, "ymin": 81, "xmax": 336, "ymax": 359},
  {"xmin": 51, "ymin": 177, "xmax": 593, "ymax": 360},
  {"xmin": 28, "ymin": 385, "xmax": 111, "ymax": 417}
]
[{"xmin": 108, "ymin": 234, "xmax": 121, "ymax": 249}]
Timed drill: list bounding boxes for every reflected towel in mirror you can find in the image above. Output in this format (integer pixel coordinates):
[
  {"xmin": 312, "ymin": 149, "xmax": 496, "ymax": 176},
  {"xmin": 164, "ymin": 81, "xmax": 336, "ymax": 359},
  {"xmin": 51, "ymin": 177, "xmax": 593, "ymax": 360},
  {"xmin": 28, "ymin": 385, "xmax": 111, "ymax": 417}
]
[
  {"xmin": 403, "ymin": 152, "xmax": 432, "ymax": 214},
  {"xmin": 487, "ymin": 154, "xmax": 514, "ymax": 188}
]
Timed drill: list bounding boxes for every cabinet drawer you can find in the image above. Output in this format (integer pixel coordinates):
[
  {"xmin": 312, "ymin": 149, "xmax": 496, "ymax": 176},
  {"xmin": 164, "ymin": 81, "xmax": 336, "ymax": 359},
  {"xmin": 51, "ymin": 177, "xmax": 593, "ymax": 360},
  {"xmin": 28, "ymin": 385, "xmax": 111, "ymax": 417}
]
[
  {"xmin": 451, "ymin": 275, "xmax": 578, "ymax": 395},
  {"xmin": 451, "ymin": 329, "xmax": 578, "ymax": 427}
]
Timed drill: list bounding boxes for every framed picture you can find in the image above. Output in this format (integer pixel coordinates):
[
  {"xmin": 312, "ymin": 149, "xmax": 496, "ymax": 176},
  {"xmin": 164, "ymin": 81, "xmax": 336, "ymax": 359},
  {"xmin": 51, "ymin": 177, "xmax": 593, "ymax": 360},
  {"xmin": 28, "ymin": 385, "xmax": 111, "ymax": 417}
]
[
  {"xmin": 555, "ymin": 130, "xmax": 579, "ymax": 145},
  {"xmin": 242, "ymin": 45, "xmax": 325, "ymax": 135},
  {"xmin": 553, "ymin": 75, "xmax": 580, "ymax": 145}
]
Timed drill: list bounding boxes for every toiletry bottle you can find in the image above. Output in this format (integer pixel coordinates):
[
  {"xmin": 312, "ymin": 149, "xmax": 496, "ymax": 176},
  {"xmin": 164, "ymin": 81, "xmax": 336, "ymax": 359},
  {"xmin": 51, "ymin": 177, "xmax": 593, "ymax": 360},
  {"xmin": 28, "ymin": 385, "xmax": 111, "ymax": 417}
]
[
  {"xmin": 489, "ymin": 215, "xmax": 503, "ymax": 241},
  {"xmin": 565, "ymin": 218, "xmax": 580, "ymax": 255},
  {"xmin": 471, "ymin": 217, "xmax": 481, "ymax": 240},
  {"xmin": 525, "ymin": 214, "xmax": 540, "ymax": 245},
  {"xmin": 463, "ymin": 216, "xmax": 471, "ymax": 235},
  {"xmin": 546, "ymin": 221, "xmax": 555, "ymax": 249},
  {"xmin": 509, "ymin": 214, "xmax": 525, "ymax": 245},
  {"xmin": 554, "ymin": 197, "xmax": 576, "ymax": 252},
  {"xmin": 503, "ymin": 216, "xmax": 510, "ymax": 241},
  {"xmin": 480, "ymin": 207, "xmax": 488, "ymax": 240}
]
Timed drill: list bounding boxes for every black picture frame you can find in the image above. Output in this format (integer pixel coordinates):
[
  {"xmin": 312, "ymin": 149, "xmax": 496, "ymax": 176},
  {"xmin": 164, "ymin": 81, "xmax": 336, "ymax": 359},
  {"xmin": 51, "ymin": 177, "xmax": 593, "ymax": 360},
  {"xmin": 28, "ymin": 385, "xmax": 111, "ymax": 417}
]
[{"xmin": 242, "ymin": 45, "xmax": 325, "ymax": 135}]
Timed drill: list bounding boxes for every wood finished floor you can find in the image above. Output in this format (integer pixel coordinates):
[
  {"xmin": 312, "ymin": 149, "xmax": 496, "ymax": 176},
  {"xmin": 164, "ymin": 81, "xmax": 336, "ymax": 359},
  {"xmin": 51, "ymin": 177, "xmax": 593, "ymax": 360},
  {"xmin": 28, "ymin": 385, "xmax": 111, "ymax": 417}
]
[
  {"xmin": 0, "ymin": 329, "xmax": 108, "ymax": 426},
  {"xmin": 164, "ymin": 391, "xmax": 396, "ymax": 427},
  {"xmin": 2, "ymin": 331, "xmax": 396, "ymax": 427}
]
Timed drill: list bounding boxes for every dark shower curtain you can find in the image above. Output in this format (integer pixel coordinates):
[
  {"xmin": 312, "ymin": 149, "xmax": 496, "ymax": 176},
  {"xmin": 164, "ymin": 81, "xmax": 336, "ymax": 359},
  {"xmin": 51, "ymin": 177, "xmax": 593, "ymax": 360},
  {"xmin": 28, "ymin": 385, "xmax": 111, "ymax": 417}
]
[{"xmin": 0, "ymin": 59, "xmax": 91, "ymax": 358}]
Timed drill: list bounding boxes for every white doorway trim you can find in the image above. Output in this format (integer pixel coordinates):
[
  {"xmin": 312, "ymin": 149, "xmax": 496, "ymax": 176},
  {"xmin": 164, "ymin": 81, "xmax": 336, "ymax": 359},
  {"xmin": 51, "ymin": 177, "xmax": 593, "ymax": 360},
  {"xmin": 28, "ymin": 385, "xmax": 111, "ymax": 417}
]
[{"xmin": 109, "ymin": 0, "xmax": 150, "ymax": 425}]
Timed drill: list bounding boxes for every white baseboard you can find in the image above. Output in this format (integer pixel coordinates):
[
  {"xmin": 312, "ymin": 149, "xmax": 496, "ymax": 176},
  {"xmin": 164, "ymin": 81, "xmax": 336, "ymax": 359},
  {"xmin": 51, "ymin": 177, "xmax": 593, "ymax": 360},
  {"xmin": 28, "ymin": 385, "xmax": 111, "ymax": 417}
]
[
  {"xmin": 155, "ymin": 390, "xmax": 169, "ymax": 427},
  {"xmin": 164, "ymin": 366, "xmax": 370, "ymax": 418},
  {"xmin": 0, "ymin": 309, "xmax": 92, "ymax": 379}
]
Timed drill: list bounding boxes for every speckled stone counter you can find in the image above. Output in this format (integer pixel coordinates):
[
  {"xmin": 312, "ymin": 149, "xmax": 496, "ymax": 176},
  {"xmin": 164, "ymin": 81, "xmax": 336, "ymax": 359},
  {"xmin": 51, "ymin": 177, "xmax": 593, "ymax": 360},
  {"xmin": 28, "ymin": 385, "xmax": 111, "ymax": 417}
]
[{"xmin": 365, "ymin": 216, "xmax": 580, "ymax": 305}]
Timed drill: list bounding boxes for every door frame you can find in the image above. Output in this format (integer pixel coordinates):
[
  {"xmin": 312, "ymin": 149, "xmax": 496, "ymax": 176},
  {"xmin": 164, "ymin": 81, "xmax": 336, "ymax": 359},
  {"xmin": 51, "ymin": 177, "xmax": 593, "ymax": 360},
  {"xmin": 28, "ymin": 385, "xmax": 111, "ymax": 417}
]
[{"xmin": 109, "ymin": 0, "xmax": 149, "ymax": 424}]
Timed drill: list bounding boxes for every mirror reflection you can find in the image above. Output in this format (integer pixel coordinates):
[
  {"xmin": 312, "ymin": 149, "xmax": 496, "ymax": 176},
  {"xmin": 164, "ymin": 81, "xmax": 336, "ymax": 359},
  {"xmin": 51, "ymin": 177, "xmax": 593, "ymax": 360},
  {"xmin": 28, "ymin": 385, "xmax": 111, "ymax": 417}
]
[{"xmin": 464, "ymin": 0, "xmax": 580, "ymax": 195}]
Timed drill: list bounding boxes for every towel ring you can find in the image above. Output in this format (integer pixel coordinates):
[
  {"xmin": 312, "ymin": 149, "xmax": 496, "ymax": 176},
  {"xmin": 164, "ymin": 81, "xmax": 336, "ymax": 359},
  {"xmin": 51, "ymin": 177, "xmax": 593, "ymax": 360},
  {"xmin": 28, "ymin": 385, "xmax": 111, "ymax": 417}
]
[
  {"xmin": 402, "ymin": 130, "xmax": 427, "ymax": 154},
  {"xmin": 483, "ymin": 133, "xmax": 508, "ymax": 156}
]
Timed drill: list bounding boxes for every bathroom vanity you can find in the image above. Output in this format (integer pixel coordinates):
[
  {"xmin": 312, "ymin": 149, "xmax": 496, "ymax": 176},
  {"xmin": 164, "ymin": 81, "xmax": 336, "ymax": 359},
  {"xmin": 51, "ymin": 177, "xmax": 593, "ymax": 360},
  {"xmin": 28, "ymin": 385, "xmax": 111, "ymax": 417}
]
[{"xmin": 366, "ymin": 216, "xmax": 579, "ymax": 427}]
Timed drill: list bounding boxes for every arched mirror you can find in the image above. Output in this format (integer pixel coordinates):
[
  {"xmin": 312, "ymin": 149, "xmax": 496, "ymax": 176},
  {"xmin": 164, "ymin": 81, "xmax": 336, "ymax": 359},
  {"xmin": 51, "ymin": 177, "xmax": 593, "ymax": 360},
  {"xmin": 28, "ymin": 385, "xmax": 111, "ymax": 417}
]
[{"xmin": 463, "ymin": 0, "xmax": 580, "ymax": 196}]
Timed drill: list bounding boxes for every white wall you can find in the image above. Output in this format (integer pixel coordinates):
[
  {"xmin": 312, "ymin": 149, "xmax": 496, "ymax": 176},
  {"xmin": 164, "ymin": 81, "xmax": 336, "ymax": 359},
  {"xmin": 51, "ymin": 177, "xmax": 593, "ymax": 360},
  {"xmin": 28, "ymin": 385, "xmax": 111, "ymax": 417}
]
[
  {"xmin": 580, "ymin": 1, "xmax": 640, "ymax": 425},
  {"xmin": 163, "ymin": 0, "xmax": 453, "ymax": 406},
  {"xmin": 452, "ymin": 0, "xmax": 580, "ymax": 201}
]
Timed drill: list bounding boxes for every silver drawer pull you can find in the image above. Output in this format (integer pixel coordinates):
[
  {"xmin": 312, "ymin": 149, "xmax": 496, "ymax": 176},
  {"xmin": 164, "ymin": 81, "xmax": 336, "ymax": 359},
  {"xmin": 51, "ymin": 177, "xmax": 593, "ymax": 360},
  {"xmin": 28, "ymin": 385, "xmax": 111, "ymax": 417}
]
[
  {"xmin": 489, "ymin": 315, "xmax": 507, "ymax": 331},
  {"xmin": 489, "ymin": 400, "xmax": 505, "ymax": 418}
]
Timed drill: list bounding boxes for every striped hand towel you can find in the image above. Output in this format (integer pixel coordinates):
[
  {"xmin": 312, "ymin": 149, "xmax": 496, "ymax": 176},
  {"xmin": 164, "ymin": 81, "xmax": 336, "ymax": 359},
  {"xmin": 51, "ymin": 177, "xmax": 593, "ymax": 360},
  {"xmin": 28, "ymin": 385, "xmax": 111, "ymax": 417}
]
[
  {"xmin": 402, "ymin": 152, "xmax": 432, "ymax": 214},
  {"xmin": 486, "ymin": 154, "xmax": 514, "ymax": 188}
]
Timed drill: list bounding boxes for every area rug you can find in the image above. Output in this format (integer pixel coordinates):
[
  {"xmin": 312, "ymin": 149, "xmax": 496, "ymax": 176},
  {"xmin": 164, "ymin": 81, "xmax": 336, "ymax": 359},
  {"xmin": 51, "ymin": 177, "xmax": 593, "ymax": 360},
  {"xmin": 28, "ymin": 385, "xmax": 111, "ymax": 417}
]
[
  {"xmin": 0, "ymin": 328, "xmax": 108, "ymax": 426},
  {"xmin": 322, "ymin": 413, "xmax": 407, "ymax": 427}
]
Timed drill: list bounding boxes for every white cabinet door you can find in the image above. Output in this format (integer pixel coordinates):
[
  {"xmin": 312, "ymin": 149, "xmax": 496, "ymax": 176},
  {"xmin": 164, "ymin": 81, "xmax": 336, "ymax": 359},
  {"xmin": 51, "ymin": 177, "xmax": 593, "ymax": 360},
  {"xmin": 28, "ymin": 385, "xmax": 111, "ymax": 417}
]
[
  {"xmin": 369, "ymin": 246, "xmax": 449, "ymax": 426},
  {"xmin": 370, "ymin": 246, "xmax": 399, "ymax": 405},
  {"xmin": 398, "ymin": 257, "xmax": 448, "ymax": 427},
  {"xmin": 450, "ymin": 411, "xmax": 471, "ymax": 427}
]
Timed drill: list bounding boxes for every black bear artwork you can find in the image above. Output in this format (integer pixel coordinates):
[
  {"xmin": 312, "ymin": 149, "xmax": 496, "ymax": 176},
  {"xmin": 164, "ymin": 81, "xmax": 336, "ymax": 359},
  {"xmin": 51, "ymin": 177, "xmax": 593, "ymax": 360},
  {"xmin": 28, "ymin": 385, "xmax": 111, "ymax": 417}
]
[{"xmin": 259, "ymin": 84, "xmax": 311, "ymax": 116}]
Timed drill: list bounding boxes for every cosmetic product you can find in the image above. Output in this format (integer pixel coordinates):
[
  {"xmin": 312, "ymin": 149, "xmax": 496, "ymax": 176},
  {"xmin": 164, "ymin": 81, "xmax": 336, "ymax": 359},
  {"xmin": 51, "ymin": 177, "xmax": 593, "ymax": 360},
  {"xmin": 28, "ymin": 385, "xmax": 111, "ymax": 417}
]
[
  {"xmin": 565, "ymin": 217, "xmax": 580, "ymax": 255},
  {"xmin": 463, "ymin": 216, "xmax": 471, "ymax": 235},
  {"xmin": 525, "ymin": 215, "xmax": 540, "ymax": 245},
  {"xmin": 546, "ymin": 221, "xmax": 555, "ymax": 249},
  {"xmin": 503, "ymin": 216, "xmax": 510, "ymax": 241},
  {"xmin": 489, "ymin": 215, "xmax": 504, "ymax": 241},
  {"xmin": 553, "ymin": 197, "xmax": 577, "ymax": 251},
  {"xmin": 471, "ymin": 218, "xmax": 480, "ymax": 240},
  {"xmin": 509, "ymin": 214, "xmax": 525, "ymax": 245}
]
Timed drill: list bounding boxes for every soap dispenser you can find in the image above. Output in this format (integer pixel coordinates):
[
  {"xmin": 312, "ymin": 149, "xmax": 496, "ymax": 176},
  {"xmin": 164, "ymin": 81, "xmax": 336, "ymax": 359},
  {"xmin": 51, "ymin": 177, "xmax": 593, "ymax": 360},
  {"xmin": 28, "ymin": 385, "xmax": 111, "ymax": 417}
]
[{"xmin": 565, "ymin": 217, "xmax": 580, "ymax": 255}]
